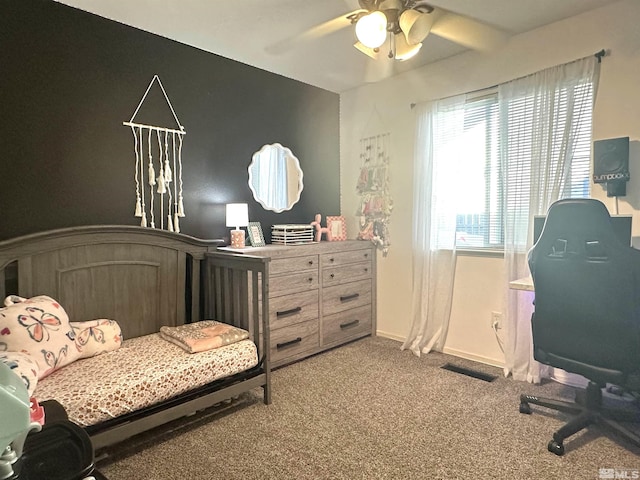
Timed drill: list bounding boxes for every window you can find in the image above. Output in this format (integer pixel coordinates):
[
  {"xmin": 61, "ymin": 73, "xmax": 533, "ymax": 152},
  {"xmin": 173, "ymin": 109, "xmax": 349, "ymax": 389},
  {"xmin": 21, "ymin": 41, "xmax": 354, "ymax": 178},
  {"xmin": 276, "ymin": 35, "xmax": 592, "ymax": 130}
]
[
  {"xmin": 452, "ymin": 93, "xmax": 501, "ymax": 248},
  {"xmin": 432, "ymin": 80, "xmax": 594, "ymax": 251}
]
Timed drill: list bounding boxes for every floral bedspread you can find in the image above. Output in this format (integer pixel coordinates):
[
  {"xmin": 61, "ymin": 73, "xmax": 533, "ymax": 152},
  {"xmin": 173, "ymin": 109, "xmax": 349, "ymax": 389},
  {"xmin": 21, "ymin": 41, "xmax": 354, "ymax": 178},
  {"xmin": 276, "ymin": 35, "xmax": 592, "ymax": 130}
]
[{"xmin": 34, "ymin": 333, "xmax": 258, "ymax": 427}]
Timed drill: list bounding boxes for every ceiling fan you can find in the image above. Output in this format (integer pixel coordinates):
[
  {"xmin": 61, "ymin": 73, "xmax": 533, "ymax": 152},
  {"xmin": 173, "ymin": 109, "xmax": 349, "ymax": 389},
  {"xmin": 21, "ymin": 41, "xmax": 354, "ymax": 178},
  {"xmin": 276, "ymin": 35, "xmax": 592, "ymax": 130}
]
[
  {"xmin": 350, "ymin": 0, "xmax": 508, "ymax": 61},
  {"xmin": 267, "ymin": 0, "xmax": 508, "ymax": 63}
]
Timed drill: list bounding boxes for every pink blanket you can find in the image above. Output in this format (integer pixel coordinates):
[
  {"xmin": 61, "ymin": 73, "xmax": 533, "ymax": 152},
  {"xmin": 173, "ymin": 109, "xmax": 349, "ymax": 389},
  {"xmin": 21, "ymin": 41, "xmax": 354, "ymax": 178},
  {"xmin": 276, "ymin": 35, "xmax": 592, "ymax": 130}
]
[{"xmin": 159, "ymin": 320, "xmax": 249, "ymax": 353}]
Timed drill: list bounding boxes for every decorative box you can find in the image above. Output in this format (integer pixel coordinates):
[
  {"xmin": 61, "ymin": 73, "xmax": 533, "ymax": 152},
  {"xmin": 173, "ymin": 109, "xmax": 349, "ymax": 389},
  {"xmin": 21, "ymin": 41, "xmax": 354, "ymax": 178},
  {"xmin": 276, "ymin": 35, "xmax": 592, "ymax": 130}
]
[{"xmin": 271, "ymin": 224, "xmax": 315, "ymax": 245}]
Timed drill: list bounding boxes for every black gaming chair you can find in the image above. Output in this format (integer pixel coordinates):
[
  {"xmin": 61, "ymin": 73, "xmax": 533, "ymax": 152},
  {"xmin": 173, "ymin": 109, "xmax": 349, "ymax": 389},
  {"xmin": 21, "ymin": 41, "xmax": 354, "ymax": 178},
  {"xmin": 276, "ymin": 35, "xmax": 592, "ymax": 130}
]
[{"xmin": 519, "ymin": 198, "xmax": 640, "ymax": 455}]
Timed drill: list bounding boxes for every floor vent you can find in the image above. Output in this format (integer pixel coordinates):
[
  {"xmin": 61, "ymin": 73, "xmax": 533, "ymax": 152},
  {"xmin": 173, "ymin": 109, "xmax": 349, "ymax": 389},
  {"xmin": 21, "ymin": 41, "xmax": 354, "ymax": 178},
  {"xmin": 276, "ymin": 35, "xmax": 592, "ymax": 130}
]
[{"xmin": 441, "ymin": 363, "xmax": 498, "ymax": 382}]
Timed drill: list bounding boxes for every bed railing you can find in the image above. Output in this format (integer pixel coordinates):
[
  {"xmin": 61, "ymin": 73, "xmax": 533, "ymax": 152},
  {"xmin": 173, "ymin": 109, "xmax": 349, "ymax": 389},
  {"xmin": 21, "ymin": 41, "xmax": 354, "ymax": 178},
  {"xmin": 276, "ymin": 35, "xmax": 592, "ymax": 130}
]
[{"xmin": 203, "ymin": 251, "xmax": 271, "ymax": 403}]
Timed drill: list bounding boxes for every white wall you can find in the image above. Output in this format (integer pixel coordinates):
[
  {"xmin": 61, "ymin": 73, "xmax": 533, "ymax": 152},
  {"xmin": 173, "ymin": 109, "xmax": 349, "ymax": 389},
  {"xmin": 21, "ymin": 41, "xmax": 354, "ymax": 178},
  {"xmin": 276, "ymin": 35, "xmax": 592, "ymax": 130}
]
[{"xmin": 340, "ymin": 0, "xmax": 640, "ymax": 366}]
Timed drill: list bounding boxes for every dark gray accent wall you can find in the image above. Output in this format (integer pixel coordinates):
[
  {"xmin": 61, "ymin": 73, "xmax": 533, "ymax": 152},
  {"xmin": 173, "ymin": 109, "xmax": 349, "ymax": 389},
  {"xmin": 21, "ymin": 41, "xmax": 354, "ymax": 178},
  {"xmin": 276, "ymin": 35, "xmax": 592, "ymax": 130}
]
[{"xmin": 0, "ymin": 0, "xmax": 340, "ymax": 242}]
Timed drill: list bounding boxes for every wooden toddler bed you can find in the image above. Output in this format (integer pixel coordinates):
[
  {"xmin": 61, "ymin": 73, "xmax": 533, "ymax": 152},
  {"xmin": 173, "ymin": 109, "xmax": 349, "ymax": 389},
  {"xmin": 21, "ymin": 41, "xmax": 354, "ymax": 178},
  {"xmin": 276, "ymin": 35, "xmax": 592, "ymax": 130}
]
[{"xmin": 0, "ymin": 226, "xmax": 271, "ymax": 450}]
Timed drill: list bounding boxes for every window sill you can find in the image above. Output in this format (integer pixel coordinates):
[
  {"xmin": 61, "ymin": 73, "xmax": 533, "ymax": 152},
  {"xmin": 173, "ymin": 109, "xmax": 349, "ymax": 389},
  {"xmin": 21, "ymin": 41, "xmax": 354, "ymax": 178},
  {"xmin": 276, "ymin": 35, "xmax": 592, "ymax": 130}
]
[{"xmin": 456, "ymin": 248, "xmax": 504, "ymax": 258}]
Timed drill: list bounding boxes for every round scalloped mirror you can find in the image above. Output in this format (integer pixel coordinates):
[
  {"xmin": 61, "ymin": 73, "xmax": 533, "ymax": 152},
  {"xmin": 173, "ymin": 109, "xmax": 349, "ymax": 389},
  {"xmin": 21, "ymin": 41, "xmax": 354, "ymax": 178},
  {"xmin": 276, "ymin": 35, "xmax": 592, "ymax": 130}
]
[{"xmin": 248, "ymin": 143, "xmax": 303, "ymax": 213}]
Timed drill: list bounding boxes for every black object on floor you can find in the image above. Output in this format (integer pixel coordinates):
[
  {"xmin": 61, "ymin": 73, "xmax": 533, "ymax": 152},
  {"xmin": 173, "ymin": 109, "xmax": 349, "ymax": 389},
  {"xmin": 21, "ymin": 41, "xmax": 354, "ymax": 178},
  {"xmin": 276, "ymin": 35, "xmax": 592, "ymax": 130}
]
[
  {"xmin": 19, "ymin": 420, "xmax": 95, "ymax": 480},
  {"xmin": 441, "ymin": 363, "xmax": 498, "ymax": 382},
  {"xmin": 41, "ymin": 399, "xmax": 69, "ymax": 423}
]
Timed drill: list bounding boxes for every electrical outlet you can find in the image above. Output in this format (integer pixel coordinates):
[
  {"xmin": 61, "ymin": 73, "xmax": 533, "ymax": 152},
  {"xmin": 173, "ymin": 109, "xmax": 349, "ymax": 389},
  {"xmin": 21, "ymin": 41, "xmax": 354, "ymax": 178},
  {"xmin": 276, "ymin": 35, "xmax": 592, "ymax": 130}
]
[{"xmin": 490, "ymin": 311, "xmax": 503, "ymax": 329}]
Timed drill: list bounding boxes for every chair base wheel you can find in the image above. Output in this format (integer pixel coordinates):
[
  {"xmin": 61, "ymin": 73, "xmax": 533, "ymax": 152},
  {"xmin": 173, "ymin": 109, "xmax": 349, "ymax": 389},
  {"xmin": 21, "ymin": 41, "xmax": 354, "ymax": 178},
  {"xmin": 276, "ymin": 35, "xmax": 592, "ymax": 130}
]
[
  {"xmin": 547, "ymin": 440, "xmax": 565, "ymax": 456},
  {"xmin": 519, "ymin": 402, "xmax": 532, "ymax": 414}
]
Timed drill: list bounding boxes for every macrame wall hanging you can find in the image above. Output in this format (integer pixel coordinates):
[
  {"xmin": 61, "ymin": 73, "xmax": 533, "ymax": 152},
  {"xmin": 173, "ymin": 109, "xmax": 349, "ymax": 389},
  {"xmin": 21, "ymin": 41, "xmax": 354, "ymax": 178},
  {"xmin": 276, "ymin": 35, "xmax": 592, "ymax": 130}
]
[
  {"xmin": 123, "ymin": 75, "xmax": 186, "ymax": 232},
  {"xmin": 356, "ymin": 132, "xmax": 393, "ymax": 256}
]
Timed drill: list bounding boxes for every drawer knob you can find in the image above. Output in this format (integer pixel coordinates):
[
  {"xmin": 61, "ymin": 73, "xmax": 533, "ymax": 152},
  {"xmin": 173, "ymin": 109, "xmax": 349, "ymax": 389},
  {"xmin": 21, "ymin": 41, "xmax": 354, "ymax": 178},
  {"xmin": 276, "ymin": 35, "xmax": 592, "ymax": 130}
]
[
  {"xmin": 308, "ymin": 277, "xmax": 314, "ymax": 282},
  {"xmin": 276, "ymin": 337, "xmax": 302, "ymax": 350},
  {"xmin": 329, "ymin": 257, "xmax": 335, "ymax": 262},
  {"xmin": 364, "ymin": 253, "xmax": 369, "ymax": 258},
  {"xmin": 364, "ymin": 268, "xmax": 368, "ymax": 272},
  {"xmin": 330, "ymin": 273, "xmax": 335, "ymax": 279},
  {"xmin": 276, "ymin": 306, "xmax": 302, "ymax": 318},
  {"xmin": 340, "ymin": 293, "xmax": 360, "ymax": 302},
  {"xmin": 308, "ymin": 260, "xmax": 314, "ymax": 265},
  {"xmin": 340, "ymin": 319, "xmax": 360, "ymax": 329}
]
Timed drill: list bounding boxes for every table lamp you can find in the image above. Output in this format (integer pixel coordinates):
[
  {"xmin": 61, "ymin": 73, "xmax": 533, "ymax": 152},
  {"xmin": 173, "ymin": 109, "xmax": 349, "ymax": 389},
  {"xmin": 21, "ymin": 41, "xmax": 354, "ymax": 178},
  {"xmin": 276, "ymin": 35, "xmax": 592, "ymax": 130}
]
[{"xmin": 226, "ymin": 203, "xmax": 249, "ymax": 248}]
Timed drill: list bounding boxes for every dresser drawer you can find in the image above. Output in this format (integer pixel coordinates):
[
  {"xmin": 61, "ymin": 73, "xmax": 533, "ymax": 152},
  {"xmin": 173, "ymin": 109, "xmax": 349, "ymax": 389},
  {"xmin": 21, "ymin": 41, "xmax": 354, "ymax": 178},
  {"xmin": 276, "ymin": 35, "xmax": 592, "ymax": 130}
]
[
  {"xmin": 270, "ymin": 319, "xmax": 319, "ymax": 364},
  {"xmin": 323, "ymin": 304, "xmax": 372, "ymax": 346},
  {"xmin": 323, "ymin": 260, "xmax": 372, "ymax": 287},
  {"xmin": 270, "ymin": 270, "xmax": 319, "ymax": 296},
  {"xmin": 271, "ymin": 255, "xmax": 318, "ymax": 275},
  {"xmin": 270, "ymin": 290, "xmax": 319, "ymax": 330},
  {"xmin": 321, "ymin": 248, "xmax": 372, "ymax": 268},
  {"xmin": 323, "ymin": 279, "xmax": 372, "ymax": 316}
]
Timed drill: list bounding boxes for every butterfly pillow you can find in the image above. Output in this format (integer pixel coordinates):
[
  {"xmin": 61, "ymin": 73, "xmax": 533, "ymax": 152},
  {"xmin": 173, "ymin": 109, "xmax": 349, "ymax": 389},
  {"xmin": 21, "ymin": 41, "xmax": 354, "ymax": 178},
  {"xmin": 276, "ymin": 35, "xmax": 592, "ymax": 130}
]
[
  {"xmin": 1, "ymin": 295, "xmax": 80, "ymax": 379},
  {"xmin": 0, "ymin": 351, "xmax": 39, "ymax": 396},
  {"xmin": 69, "ymin": 319, "xmax": 122, "ymax": 358}
]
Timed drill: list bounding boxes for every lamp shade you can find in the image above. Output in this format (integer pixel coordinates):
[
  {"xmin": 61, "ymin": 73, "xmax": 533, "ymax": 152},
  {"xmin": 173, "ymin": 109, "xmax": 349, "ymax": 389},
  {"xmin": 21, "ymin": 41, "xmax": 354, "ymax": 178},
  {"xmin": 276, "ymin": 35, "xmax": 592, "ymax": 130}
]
[
  {"xmin": 355, "ymin": 11, "xmax": 388, "ymax": 49},
  {"xmin": 394, "ymin": 33, "xmax": 422, "ymax": 61},
  {"xmin": 399, "ymin": 9, "xmax": 434, "ymax": 45},
  {"xmin": 226, "ymin": 203, "xmax": 249, "ymax": 229}
]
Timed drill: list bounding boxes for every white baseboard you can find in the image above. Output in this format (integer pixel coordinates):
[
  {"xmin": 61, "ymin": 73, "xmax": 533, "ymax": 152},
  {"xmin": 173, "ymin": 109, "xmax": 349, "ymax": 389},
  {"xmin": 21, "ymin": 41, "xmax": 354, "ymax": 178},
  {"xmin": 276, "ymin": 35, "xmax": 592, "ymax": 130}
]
[
  {"xmin": 375, "ymin": 330, "xmax": 405, "ymax": 343},
  {"xmin": 375, "ymin": 332, "xmax": 505, "ymax": 370},
  {"xmin": 442, "ymin": 346, "xmax": 505, "ymax": 369}
]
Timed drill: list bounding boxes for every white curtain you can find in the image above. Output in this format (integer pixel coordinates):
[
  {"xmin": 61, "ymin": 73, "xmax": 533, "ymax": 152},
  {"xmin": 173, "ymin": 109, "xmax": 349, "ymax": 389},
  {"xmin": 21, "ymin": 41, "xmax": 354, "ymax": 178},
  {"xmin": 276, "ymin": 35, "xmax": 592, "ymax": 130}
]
[
  {"xmin": 501, "ymin": 56, "xmax": 600, "ymax": 382},
  {"xmin": 402, "ymin": 97, "xmax": 464, "ymax": 356}
]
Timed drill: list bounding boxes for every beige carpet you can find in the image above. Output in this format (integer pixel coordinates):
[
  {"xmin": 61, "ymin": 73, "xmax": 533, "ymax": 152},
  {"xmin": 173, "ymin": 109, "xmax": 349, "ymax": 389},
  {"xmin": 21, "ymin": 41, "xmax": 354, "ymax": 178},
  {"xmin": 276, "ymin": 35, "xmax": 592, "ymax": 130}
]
[{"xmin": 99, "ymin": 336, "xmax": 640, "ymax": 479}]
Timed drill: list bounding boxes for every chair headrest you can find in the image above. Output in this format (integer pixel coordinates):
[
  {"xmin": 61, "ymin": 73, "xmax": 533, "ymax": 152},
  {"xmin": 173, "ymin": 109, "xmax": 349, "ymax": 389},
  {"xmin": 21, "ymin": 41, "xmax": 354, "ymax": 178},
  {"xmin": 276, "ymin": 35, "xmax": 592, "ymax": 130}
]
[{"xmin": 533, "ymin": 199, "xmax": 621, "ymax": 258}]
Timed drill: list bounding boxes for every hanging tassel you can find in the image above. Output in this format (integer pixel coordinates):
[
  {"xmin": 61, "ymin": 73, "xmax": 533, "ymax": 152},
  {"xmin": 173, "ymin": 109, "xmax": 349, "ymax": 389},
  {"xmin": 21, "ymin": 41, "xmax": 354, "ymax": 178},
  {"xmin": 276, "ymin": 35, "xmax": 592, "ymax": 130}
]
[
  {"xmin": 177, "ymin": 196, "xmax": 185, "ymax": 217},
  {"xmin": 164, "ymin": 160, "xmax": 172, "ymax": 183},
  {"xmin": 158, "ymin": 164, "xmax": 164, "ymax": 190},
  {"xmin": 174, "ymin": 213, "xmax": 180, "ymax": 233},
  {"xmin": 167, "ymin": 214, "xmax": 174, "ymax": 232},
  {"xmin": 148, "ymin": 164, "xmax": 156, "ymax": 186},
  {"xmin": 157, "ymin": 174, "xmax": 166, "ymax": 194},
  {"xmin": 134, "ymin": 197, "xmax": 142, "ymax": 217},
  {"xmin": 141, "ymin": 212, "xmax": 148, "ymax": 228}
]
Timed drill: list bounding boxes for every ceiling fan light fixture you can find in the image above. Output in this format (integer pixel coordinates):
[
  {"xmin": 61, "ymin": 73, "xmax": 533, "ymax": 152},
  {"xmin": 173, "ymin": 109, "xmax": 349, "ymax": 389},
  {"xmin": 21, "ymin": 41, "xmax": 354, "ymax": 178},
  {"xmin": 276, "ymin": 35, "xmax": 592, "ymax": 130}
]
[
  {"xmin": 355, "ymin": 11, "xmax": 388, "ymax": 49},
  {"xmin": 399, "ymin": 9, "xmax": 434, "ymax": 45},
  {"xmin": 394, "ymin": 33, "xmax": 422, "ymax": 61}
]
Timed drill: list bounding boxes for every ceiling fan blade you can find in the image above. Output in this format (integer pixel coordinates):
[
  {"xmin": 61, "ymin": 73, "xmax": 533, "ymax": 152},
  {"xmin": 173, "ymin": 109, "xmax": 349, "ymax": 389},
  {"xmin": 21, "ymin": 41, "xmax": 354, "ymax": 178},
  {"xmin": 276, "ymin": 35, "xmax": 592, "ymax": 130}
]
[
  {"xmin": 266, "ymin": 10, "xmax": 364, "ymax": 55},
  {"xmin": 430, "ymin": 10, "xmax": 508, "ymax": 52}
]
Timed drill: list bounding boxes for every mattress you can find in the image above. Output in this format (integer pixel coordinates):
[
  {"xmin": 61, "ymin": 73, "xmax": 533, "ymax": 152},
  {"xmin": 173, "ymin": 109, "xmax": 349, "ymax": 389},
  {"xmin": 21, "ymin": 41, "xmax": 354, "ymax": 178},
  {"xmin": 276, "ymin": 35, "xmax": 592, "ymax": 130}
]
[{"xmin": 34, "ymin": 333, "xmax": 258, "ymax": 427}]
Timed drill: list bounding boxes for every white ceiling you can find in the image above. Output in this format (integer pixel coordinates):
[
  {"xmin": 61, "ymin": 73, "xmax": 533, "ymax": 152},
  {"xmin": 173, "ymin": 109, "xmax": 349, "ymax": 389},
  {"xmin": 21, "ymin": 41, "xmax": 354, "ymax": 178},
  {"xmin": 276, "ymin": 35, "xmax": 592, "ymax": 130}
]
[{"xmin": 57, "ymin": 0, "xmax": 619, "ymax": 93}]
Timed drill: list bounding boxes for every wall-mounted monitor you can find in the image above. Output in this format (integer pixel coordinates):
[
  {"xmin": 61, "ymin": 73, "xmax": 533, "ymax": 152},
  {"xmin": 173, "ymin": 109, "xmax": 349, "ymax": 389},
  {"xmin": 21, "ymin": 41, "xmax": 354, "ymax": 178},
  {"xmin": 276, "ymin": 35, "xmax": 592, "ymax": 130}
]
[{"xmin": 533, "ymin": 214, "xmax": 632, "ymax": 247}]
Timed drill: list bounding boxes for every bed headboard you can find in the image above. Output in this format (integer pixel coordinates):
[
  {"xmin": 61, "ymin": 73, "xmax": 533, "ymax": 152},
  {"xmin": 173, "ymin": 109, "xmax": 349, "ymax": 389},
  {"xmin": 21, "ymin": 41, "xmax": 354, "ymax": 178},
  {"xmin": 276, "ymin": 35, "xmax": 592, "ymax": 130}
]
[{"xmin": 0, "ymin": 226, "xmax": 223, "ymax": 339}]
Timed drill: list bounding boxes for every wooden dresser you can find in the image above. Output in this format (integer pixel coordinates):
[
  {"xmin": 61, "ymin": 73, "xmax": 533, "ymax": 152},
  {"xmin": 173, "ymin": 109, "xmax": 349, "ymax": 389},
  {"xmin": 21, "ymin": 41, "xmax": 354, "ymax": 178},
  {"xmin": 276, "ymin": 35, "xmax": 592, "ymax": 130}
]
[{"xmin": 218, "ymin": 241, "xmax": 376, "ymax": 368}]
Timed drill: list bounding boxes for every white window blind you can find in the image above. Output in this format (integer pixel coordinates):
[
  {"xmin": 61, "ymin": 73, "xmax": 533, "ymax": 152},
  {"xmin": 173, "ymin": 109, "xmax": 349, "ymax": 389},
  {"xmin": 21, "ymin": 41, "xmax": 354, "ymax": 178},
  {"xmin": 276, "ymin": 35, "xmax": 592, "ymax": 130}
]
[
  {"xmin": 502, "ymin": 77, "xmax": 594, "ymax": 250},
  {"xmin": 431, "ymin": 77, "xmax": 594, "ymax": 250}
]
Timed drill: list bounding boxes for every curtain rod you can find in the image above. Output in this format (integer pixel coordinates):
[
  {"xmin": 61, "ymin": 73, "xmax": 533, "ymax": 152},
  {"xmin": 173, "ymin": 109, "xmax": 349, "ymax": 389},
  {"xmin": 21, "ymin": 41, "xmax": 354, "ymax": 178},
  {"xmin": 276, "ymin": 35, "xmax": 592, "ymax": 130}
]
[{"xmin": 410, "ymin": 48, "xmax": 608, "ymax": 110}]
